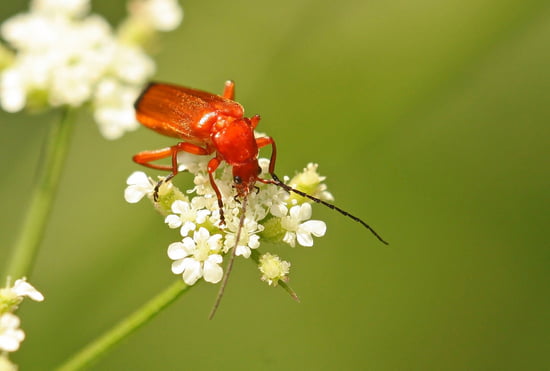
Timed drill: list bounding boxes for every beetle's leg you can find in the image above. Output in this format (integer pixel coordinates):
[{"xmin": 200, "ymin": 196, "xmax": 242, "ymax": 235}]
[
  {"xmin": 207, "ymin": 157, "xmax": 226, "ymax": 225},
  {"xmin": 133, "ymin": 147, "xmax": 174, "ymax": 171},
  {"xmin": 256, "ymin": 136, "xmax": 278, "ymax": 177},
  {"xmin": 250, "ymin": 114, "xmax": 261, "ymax": 129},
  {"xmin": 133, "ymin": 142, "xmax": 212, "ymax": 200},
  {"xmin": 223, "ymin": 80, "xmax": 235, "ymax": 100}
]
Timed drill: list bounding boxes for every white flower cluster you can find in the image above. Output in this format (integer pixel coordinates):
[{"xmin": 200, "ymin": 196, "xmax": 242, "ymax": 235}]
[
  {"xmin": 125, "ymin": 156, "xmax": 331, "ymax": 287},
  {"xmin": 0, "ymin": 0, "xmax": 182, "ymax": 139},
  {"xmin": 0, "ymin": 278, "xmax": 44, "ymax": 362}
]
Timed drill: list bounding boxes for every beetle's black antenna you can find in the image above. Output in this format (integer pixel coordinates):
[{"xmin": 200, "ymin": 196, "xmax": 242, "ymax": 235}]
[
  {"xmin": 260, "ymin": 174, "xmax": 388, "ymax": 245},
  {"xmin": 209, "ymin": 196, "xmax": 248, "ymax": 319}
]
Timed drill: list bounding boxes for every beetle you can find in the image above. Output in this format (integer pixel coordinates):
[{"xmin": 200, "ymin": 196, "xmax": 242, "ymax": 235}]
[
  {"xmin": 133, "ymin": 80, "xmax": 270, "ymax": 225},
  {"xmin": 133, "ymin": 80, "xmax": 386, "ymax": 240},
  {"xmin": 133, "ymin": 81, "xmax": 388, "ymax": 317}
]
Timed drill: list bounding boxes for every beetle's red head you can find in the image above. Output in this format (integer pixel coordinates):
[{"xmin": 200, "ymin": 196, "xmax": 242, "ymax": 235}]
[{"xmin": 232, "ymin": 160, "xmax": 262, "ymax": 197}]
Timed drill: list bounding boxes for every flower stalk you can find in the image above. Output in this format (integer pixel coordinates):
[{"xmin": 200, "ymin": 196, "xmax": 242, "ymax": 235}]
[
  {"xmin": 3, "ymin": 108, "xmax": 75, "ymax": 280},
  {"xmin": 56, "ymin": 279, "xmax": 190, "ymax": 371}
]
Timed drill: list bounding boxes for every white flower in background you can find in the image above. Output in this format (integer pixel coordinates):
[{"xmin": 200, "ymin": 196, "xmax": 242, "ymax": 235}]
[
  {"xmin": 0, "ymin": 278, "xmax": 44, "ymax": 356},
  {"xmin": 0, "ymin": 354, "xmax": 17, "ymax": 371},
  {"xmin": 168, "ymin": 227, "xmax": 224, "ymax": 285},
  {"xmin": 165, "ymin": 199, "xmax": 210, "ymax": 237},
  {"xmin": 128, "ymin": 0, "xmax": 183, "ymax": 31},
  {"xmin": 259, "ymin": 253, "xmax": 291, "ymax": 286},
  {"xmin": 0, "ymin": 313, "xmax": 25, "ymax": 352},
  {"xmin": 31, "ymin": 0, "xmax": 90, "ymax": 17},
  {"xmin": 0, "ymin": 0, "xmax": 182, "ymax": 139},
  {"xmin": 272, "ymin": 203, "xmax": 327, "ymax": 247}
]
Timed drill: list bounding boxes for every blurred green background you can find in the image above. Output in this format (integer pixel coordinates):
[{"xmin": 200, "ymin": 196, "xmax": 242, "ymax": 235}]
[{"xmin": 1, "ymin": 0, "xmax": 549, "ymax": 370}]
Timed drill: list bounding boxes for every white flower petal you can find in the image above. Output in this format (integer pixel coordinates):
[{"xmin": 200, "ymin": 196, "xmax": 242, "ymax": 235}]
[
  {"xmin": 283, "ymin": 231, "xmax": 296, "ymax": 247},
  {"xmin": 195, "ymin": 209, "xmax": 210, "ymax": 224},
  {"xmin": 180, "ymin": 221, "xmax": 196, "ymax": 237},
  {"xmin": 203, "ymin": 256, "xmax": 223, "ymax": 283},
  {"xmin": 167, "ymin": 242, "xmax": 187, "ymax": 260},
  {"xmin": 12, "ymin": 279, "xmax": 44, "ymax": 302},
  {"xmin": 296, "ymin": 231, "xmax": 314, "ymax": 247},
  {"xmin": 248, "ymin": 234, "xmax": 260, "ymax": 249},
  {"xmin": 124, "ymin": 186, "xmax": 146, "ymax": 203},
  {"xmin": 298, "ymin": 203, "xmax": 312, "ymax": 220},
  {"xmin": 235, "ymin": 245, "xmax": 251, "ymax": 258},
  {"xmin": 181, "ymin": 259, "xmax": 202, "ymax": 285},
  {"xmin": 171, "ymin": 259, "xmax": 185, "ymax": 274},
  {"xmin": 194, "ymin": 227, "xmax": 210, "ymax": 242},
  {"xmin": 164, "ymin": 214, "xmax": 182, "ymax": 229},
  {"xmin": 207, "ymin": 234, "xmax": 223, "ymax": 251},
  {"xmin": 171, "ymin": 200, "xmax": 188, "ymax": 214},
  {"xmin": 300, "ymin": 220, "xmax": 327, "ymax": 237},
  {"xmin": 126, "ymin": 171, "xmax": 149, "ymax": 186},
  {"xmin": 270, "ymin": 203, "xmax": 287, "ymax": 218}
]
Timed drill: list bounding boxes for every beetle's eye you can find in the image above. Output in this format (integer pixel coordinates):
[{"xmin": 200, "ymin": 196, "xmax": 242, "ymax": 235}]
[
  {"xmin": 234, "ymin": 176, "xmax": 242, "ymax": 184},
  {"xmin": 257, "ymin": 166, "xmax": 262, "ymax": 175}
]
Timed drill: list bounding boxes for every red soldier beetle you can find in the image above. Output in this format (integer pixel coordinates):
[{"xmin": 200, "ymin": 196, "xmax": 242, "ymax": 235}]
[{"xmin": 132, "ymin": 80, "xmax": 388, "ymax": 318}]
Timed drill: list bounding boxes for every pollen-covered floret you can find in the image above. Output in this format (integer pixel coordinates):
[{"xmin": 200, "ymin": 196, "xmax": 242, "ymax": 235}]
[{"xmin": 258, "ymin": 253, "xmax": 291, "ymax": 286}]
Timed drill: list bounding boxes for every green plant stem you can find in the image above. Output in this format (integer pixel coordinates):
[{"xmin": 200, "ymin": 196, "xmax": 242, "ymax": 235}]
[
  {"xmin": 57, "ymin": 279, "xmax": 190, "ymax": 371},
  {"xmin": 3, "ymin": 108, "xmax": 76, "ymax": 280}
]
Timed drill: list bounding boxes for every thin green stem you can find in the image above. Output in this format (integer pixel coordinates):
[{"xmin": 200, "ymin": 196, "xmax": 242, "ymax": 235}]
[
  {"xmin": 57, "ymin": 279, "xmax": 190, "ymax": 371},
  {"xmin": 3, "ymin": 108, "xmax": 76, "ymax": 280}
]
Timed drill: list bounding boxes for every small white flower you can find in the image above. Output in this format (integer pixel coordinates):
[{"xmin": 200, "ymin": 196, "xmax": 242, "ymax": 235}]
[
  {"xmin": 0, "ymin": 313, "xmax": 25, "ymax": 352},
  {"xmin": 276, "ymin": 203, "xmax": 327, "ymax": 247},
  {"xmin": 1, "ymin": 278, "xmax": 44, "ymax": 312},
  {"xmin": 124, "ymin": 171, "xmax": 155, "ymax": 203},
  {"xmin": 223, "ymin": 218, "xmax": 262, "ymax": 258},
  {"xmin": 259, "ymin": 253, "xmax": 291, "ymax": 286},
  {"xmin": 11, "ymin": 278, "xmax": 44, "ymax": 302},
  {"xmin": 168, "ymin": 227, "xmax": 223, "ymax": 285},
  {"xmin": 165, "ymin": 199, "xmax": 210, "ymax": 237}
]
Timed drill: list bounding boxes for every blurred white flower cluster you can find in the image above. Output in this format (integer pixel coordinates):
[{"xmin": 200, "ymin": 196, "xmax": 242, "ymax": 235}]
[
  {"xmin": 0, "ymin": 0, "xmax": 182, "ymax": 139},
  {"xmin": 0, "ymin": 278, "xmax": 44, "ymax": 368},
  {"xmin": 125, "ymin": 157, "xmax": 331, "ymax": 287}
]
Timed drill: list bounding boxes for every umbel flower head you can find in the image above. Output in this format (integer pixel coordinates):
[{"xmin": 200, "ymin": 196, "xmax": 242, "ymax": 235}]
[
  {"xmin": 0, "ymin": 0, "xmax": 182, "ymax": 139},
  {"xmin": 125, "ymin": 157, "xmax": 330, "ymax": 291}
]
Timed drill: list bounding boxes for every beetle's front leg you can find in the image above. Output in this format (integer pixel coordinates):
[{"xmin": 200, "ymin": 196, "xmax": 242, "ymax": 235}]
[
  {"xmin": 133, "ymin": 142, "xmax": 212, "ymax": 201},
  {"xmin": 255, "ymin": 136, "xmax": 281, "ymax": 182},
  {"xmin": 207, "ymin": 157, "xmax": 227, "ymax": 225}
]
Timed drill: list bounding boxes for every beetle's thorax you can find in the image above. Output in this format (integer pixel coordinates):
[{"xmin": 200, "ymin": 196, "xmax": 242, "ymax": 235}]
[
  {"xmin": 211, "ymin": 117, "xmax": 260, "ymax": 197},
  {"xmin": 212, "ymin": 117, "xmax": 258, "ymax": 165}
]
